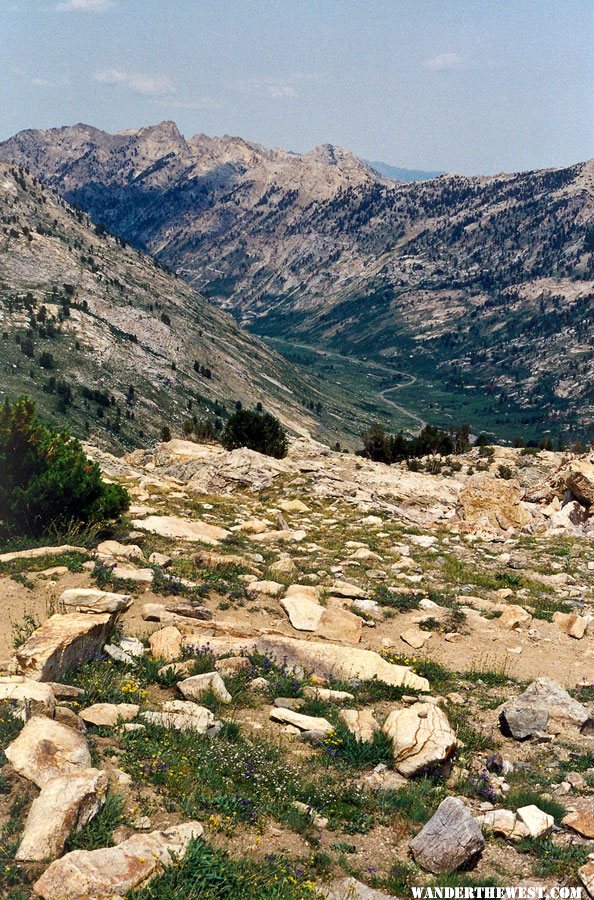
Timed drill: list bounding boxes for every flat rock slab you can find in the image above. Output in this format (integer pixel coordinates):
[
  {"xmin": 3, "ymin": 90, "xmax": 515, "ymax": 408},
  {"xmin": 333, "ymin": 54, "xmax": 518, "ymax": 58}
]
[
  {"xmin": 270, "ymin": 706, "xmax": 333, "ymax": 735},
  {"xmin": 500, "ymin": 677, "xmax": 590, "ymax": 739},
  {"xmin": 410, "ymin": 796, "xmax": 484, "ymax": 874},
  {"xmin": 330, "ymin": 581, "xmax": 368, "ymax": 599},
  {"xmin": 192, "ymin": 635, "xmax": 430, "ymax": 692},
  {"xmin": 0, "ymin": 545, "xmax": 89, "ymax": 564},
  {"xmin": 281, "ymin": 594, "xmax": 324, "ymax": 631},
  {"xmin": 579, "ymin": 860, "xmax": 594, "ymax": 898},
  {"xmin": 33, "ymin": 821, "xmax": 204, "ymax": 899},
  {"xmin": 111, "ymin": 565, "xmax": 154, "ymax": 583},
  {"xmin": 132, "ymin": 515, "xmax": 230, "ymax": 545},
  {"xmin": 246, "ymin": 580, "xmax": 284, "ymax": 597},
  {"xmin": 59, "ymin": 588, "xmax": 132, "ymax": 615},
  {"xmin": 16, "ymin": 768, "xmax": 108, "ymax": 862},
  {"xmin": 5, "ymin": 716, "xmax": 91, "ymax": 787},
  {"xmin": 13, "ymin": 612, "xmax": 115, "ymax": 682},
  {"xmin": 141, "ymin": 701, "xmax": 214, "ymax": 733},
  {"xmin": 0, "ymin": 676, "xmax": 55, "ymax": 719},
  {"xmin": 383, "ymin": 703, "xmax": 457, "ymax": 777},
  {"xmin": 79, "ymin": 703, "xmax": 140, "ymax": 728}
]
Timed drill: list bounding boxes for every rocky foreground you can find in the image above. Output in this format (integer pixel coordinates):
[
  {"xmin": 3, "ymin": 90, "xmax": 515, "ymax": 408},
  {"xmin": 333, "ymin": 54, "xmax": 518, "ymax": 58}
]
[{"xmin": 0, "ymin": 438, "xmax": 593, "ymax": 897}]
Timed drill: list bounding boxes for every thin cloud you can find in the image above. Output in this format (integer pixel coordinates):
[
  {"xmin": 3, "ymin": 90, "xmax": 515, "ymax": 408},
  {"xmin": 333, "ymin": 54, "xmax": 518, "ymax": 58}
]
[
  {"xmin": 94, "ymin": 69, "xmax": 175, "ymax": 97},
  {"xmin": 54, "ymin": 0, "xmax": 114, "ymax": 11},
  {"xmin": 424, "ymin": 52, "xmax": 463, "ymax": 71},
  {"xmin": 233, "ymin": 76, "xmax": 302, "ymax": 100},
  {"xmin": 166, "ymin": 98, "xmax": 218, "ymax": 111},
  {"xmin": 31, "ymin": 75, "xmax": 70, "ymax": 87}
]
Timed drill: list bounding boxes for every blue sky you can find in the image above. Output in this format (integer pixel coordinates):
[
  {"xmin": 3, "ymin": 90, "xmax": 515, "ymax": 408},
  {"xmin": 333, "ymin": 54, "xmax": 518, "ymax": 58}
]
[{"xmin": 1, "ymin": 0, "xmax": 592, "ymax": 174}]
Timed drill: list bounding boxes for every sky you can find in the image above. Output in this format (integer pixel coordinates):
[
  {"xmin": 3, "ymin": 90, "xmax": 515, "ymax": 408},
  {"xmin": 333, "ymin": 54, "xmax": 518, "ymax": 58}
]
[{"xmin": 0, "ymin": 0, "xmax": 592, "ymax": 174}]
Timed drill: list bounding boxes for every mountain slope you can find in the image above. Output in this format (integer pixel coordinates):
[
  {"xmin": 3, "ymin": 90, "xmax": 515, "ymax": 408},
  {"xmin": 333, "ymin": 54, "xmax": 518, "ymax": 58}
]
[
  {"xmin": 2, "ymin": 122, "xmax": 592, "ymax": 440},
  {"xmin": 0, "ymin": 161, "xmax": 346, "ymax": 450}
]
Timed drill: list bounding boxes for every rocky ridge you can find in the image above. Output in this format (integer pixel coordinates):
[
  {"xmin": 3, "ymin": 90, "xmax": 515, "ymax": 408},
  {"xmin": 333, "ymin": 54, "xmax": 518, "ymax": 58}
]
[
  {"xmin": 1, "ymin": 122, "xmax": 592, "ymax": 438},
  {"xmin": 0, "ymin": 436, "xmax": 592, "ymax": 895}
]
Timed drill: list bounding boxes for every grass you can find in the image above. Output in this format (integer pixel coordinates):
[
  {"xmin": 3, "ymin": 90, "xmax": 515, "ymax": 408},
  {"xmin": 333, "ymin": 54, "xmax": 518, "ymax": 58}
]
[
  {"xmin": 11, "ymin": 614, "xmax": 40, "ymax": 649},
  {"xmin": 370, "ymin": 585, "xmax": 421, "ymax": 611},
  {"xmin": 321, "ymin": 723, "xmax": 393, "ymax": 770},
  {"xmin": 129, "ymin": 839, "xmax": 324, "ymax": 899},
  {"xmin": 374, "ymin": 778, "xmax": 446, "ymax": 826},
  {"xmin": 64, "ymin": 791, "xmax": 126, "ymax": 851},
  {"xmin": 516, "ymin": 837, "xmax": 589, "ymax": 879},
  {"xmin": 121, "ymin": 718, "xmax": 373, "ymax": 834},
  {"xmin": 505, "ymin": 788, "xmax": 566, "ymax": 824},
  {"xmin": 64, "ymin": 656, "xmax": 148, "ymax": 705}
]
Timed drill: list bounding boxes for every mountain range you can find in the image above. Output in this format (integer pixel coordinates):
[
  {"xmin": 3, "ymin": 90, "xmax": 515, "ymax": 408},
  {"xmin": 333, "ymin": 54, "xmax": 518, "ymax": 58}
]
[{"xmin": 1, "ymin": 121, "xmax": 592, "ymax": 443}]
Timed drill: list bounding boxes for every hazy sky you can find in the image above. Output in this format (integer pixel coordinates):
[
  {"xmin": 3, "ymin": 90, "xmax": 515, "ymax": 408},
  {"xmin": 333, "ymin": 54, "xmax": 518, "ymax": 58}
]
[{"xmin": 1, "ymin": 0, "xmax": 592, "ymax": 174}]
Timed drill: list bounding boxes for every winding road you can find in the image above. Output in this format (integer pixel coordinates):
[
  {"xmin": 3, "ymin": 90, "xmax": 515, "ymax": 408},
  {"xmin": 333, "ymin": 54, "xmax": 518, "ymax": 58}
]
[{"xmin": 266, "ymin": 337, "xmax": 426, "ymax": 434}]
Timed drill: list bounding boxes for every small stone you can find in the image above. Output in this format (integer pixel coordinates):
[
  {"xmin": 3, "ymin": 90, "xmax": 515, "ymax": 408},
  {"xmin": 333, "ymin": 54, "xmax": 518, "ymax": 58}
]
[
  {"xmin": 562, "ymin": 809, "xmax": 594, "ymax": 839},
  {"xmin": 269, "ymin": 707, "xmax": 333, "ymax": 735}
]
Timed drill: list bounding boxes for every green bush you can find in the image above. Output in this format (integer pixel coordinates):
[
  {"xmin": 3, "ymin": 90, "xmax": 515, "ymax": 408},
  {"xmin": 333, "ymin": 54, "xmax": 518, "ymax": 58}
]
[
  {"xmin": 221, "ymin": 409, "xmax": 288, "ymax": 459},
  {"xmin": 0, "ymin": 397, "xmax": 129, "ymax": 539}
]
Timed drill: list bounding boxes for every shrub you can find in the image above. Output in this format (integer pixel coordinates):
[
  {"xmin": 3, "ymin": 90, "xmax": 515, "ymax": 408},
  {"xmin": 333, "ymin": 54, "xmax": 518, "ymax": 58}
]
[
  {"xmin": 221, "ymin": 410, "xmax": 288, "ymax": 459},
  {"xmin": 0, "ymin": 397, "xmax": 129, "ymax": 539}
]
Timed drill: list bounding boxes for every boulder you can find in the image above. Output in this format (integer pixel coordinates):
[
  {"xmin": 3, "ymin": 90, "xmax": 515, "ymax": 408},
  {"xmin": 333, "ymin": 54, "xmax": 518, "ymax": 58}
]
[
  {"xmin": 164, "ymin": 601, "xmax": 212, "ymax": 621},
  {"xmin": 132, "ymin": 515, "xmax": 230, "ymax": 545},
  {"xmin": 383, "ymin": 703, "xmax": 457, "ymax": 776},
  {"xmin": 316, "ymin": 604, "xmax": 363, "ymax": 645},
  {"xmin": 457, "ymin": 474, "xmax": 532, "ymax": 533},
  {"xmin": 16, "ymin": 768, "xmax": 108, "ymax": 862},
  {"xmin": 579, "ymin": 861, "xmax": 594, "ymax": 899},
  {"xmin": 58, "ymin": 588, "xmax": 132, "ymax": 615},
  {"xmin": 13, "ymin": 612, "xmax": 115, "ymax": 682},
  {"xmin": 330, "ymin": 581, "xmax": 368, "ymax": 599},
  {"xmin": 5, "ymin": 716, "xmax": 91, "ymax": 787},
  {"xmin": 339, "ymin": 708, "xmax": 379, "ymax": 743},
  {"xmin": 96, "ymin": 541, "xmax": 144, "ymax": 561},
  {"xmin": 33, "ymin": 821, "xmax": 204, "ymax": 899},
  {"xmin": 280, "ymin": 589, "xmax": 324, "ymax": 631},
  {"xmin": 269, "ymin": 557, "xmax": 297, "ymax": 577},
  {"xmin": 149, "ymin": 626, "xmax": 182, "ymax": 662},
  {"xmin": 269, "ymin": 707, "xmax": 333, "ymax": 735},
  {"xmin": 400, "ymin": 627, "xmax": 432, "ymax": 649},
  {"xmin": 561, "ymin": 456, "xmax": 594, "ymax": 506},
  {"xmin": 279, "ymin": 499, "xmax": 309, "ymax": 513},
  {"xmin": 552, "ymin": 612, "xmax": 589, "ymax": 639},
  {"xmin": 500, "ymin": 677, "xmax": 590, "ymax": 739},
  {"xmin": 111, "ymin": 565, "xmax": 154, "ymax": 584},
  {"xmin": 498, "ymin": 605, "xmax": 532, "ymax": 629},
  {"xmin": 0, "ymin": 676, "xmax": 56, "ymax": 719},
  {"xmin": 177, "ymin": 672, "xmax": 232, "ymax": 704},
  {"xmin": 79, "ymin": 703, "xmax": 140, "ymax": 728},
  {"xmin": 516, "ymin": 805, "xmax": 554, "ymax": 838},
  {"xmin": 562, "ymin": 809, "xmax": 594, "ymax": 839},
  {"xmin": 474, "ymin": 808, "xmax": 530, "ymax": 842},
  {"xmin": 141, "ymin": 701, "xmax": 214, "ymax": 733},
  {"xmin": 410, "ymin": 797, "xmax": 484, "ymax": 874}
]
